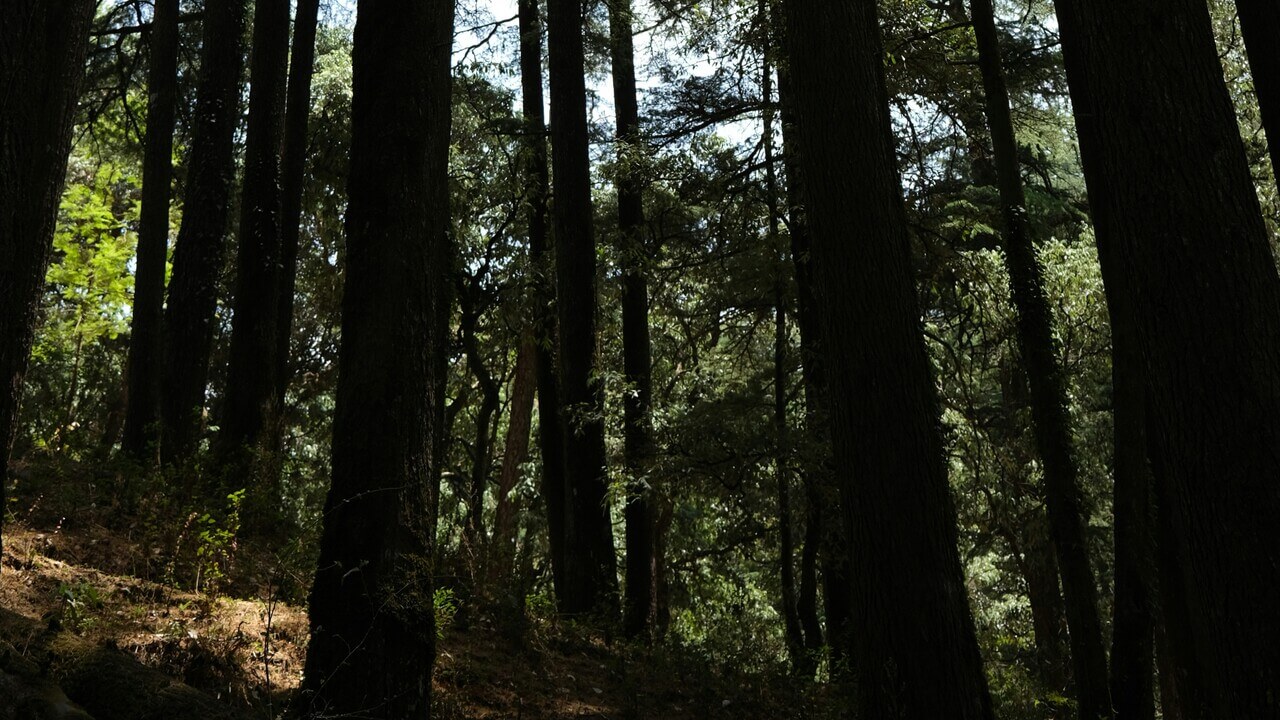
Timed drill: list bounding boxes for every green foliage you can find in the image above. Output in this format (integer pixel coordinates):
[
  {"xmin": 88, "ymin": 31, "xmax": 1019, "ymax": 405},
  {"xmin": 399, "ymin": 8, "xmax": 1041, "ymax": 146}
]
[
  {"xmin": 57, "ymin": 580, "xmax": 106, "ymax": 633},
  {"xmin": 434, "ymin": 587, "xmax": 460, "ymax": 640}
]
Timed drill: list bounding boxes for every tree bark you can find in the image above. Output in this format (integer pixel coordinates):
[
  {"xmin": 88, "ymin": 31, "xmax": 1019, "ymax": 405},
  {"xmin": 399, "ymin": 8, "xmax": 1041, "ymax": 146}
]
[
  {"xmin": 0, "ymin": 0, "xmax": 95, "ymax": 561},
  {"xmin": 459, "ymin": 281, "xmax": 501, "ymax": 556},
  {"xmin": 779, "ymin": 1, "xmax": 994, "ymax": 716},
  {"xmin": 1020, "ymin": 511, "xmax": 1071, "ymax": 693},
  {"xmin": 274, "ymin": 0, "xmax": 321, "ymax": 410},
  {"xmin": 967, "ymin": 0, "xmax": 1112, "ymax": 715},
  {"xmin": 548, "ymin": 0, "xmax": 619, "ymax": 617},
  {"xmin": 607, "ymin": 0, "xmax": 658, "ymax": 641},
  {"xmin": 1054, "ymin": 0, "xmax": 1280, "ymax": 713},
  {"xmin": 121, "ymin": 0, "xmax": 181, "ymax": 462},
  {"xmin": 516, "ymin": 0, "xmax": 568, "ymax": 602},
  {"xmin": 161, "ymin": 0, "xmax": 247, "ymax": 464},
  {"xmin": 1236, "ymin": 0, "xmax": 1280, "ymax": 178},
  {"xmin": 297, "ymin": 0, "xmax": 454, "ymax": 715},
  {"xmin": 219, "ymin": 0, "xmax": 291, "ymax": 459}
]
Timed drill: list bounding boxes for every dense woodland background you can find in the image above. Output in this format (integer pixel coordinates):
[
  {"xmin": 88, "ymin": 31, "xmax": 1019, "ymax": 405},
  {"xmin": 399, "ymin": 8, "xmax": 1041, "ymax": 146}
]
[{"xmin": 2, "ymin": 0, "xmax": 1279, "ymax": 718}]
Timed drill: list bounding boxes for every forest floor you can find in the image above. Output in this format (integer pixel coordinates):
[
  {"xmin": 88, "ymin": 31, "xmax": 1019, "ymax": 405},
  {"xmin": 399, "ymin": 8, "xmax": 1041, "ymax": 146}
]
[{"xmin": 1, "ymin": 470, "xmax": 824, "ymax": 719}]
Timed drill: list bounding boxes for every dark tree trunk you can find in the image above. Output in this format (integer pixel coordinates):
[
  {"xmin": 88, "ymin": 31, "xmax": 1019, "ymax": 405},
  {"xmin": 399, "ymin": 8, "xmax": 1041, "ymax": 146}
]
[
  {"xmin": 460, "ymin": 282, "xmax": 501, "ymax": 556},
  {"xmin": 493, "ymin": 330, "xmax": 538, "ymax": 578},
  {"xmin": 121, "ymin": 0, "xmax": 180, "ymax": 462},
  {"xmin": 779, "ymin": 1, "xmax": 994, "ymax": 717},
  {"xmin": 1106, "ymin": 287, "xmax": 1155, "ymax": 720},
  {"xmin": 762, "ymin": 40, "xmax": 803, "ymax": 662},
  {"xmin": 274, "ymin": 0, "xmax": 321, "ymax": 408},
  {"xmin": 1055, "ymin": 0, "xmax": 1280, "ymax": 713},
  {"xmin": 967, "ymin": 0, "xmax": 1111, "ymax": 715},
  {"xmin": 777, "ymin": 62, "xmax": 848, "ymax": 665},
  {"xmin": 516, "ymin": 0, "xmax": 568, "ymax": 601},
  {"xmin": 1236, "ymin": 0, "xmax": 1280, "ymax": 178},
  {"xmin": 0, "ymin": 0, "xmax": 95, "ymax": 559},
  {"xmin": 1020, "ymin": 512, "xmax": 1071, "ymax": 693},
  {"xmin": 608, "ymin": 0, "xmax": 658, "ymax": 641},
  {"xmin": 297, "ymin": 0, "xmax": 454, "ymax": 715},
  {"xmin": 219, "ymin": 0, "xmax": 291, "ymax": 459},
  {"xmin": 161, "ymin": 0, "xmax": 247, "ymax": 464},
  {"xmin": 548, "ymin": 0, "xmax": 618, "ymax": 618}
]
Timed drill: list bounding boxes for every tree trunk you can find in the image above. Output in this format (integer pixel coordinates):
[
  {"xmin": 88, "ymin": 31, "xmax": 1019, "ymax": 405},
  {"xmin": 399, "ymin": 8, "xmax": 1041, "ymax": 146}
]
[
  {"xmin": 493, "ymin": 330, "xmax": 538, "ymax": 578},
  {"xmin": 1106, "ymin": 284, "xmax": 1155, "ymax": 720},
  {"xmin": 762, "ymin": 38, "xmax": 803, "ymax": 662},
  {"xmin": 1020, "ymin": 511, "xmax": 1072, "ymax": 694},
  {"xmin": 297, "ymin": 0, "xmax": 454, "ymax": 715},
  {"xmin": 0, "ymin": 0, "xmax": 95, "ymax": 561},
  {"xmin": 1054, "ymin": 0, "xmax": 1280, "ymax": 713},
  {"xmin": 1236, "ymin": 0, "xmax": 1280, "ymax": 178},
  {"xmin": 967, "ymin": 0, "xmax": 1112, "ymax": 715},
  {"xmin": 161, "ymin": 0, "xmax": 247, "ymax": 464},
  {"xmin": 777, "ymin": 61, "xmax": 848, "ymax": 666},
  {"xmin": 460, "ymin": 282, "xmax": 501, "ymax": 557},
  {"xmin": 121, "ymin": 0, "xmax": 181, "ymax": 462},
  {"xmin": 779, "ymin": 1, "xmax": 994, "ymax": 716},
  {"xmin": 548, "ymin": 0, "xmax": 618, "ymax": 618},
  {"xmin": 607, "ymin": 0, "xmax": 658, "ymax": 641},
  {"xmin": 274, "ymin": 0, "xmax": 321, "ymax": 410},
  {"xmin": 516, "ymin": 0, "xmax": 568, "ymax": 602},
  {"xmin": 219, "ymin": 0, "xmax": 291, "ymax": 459}
]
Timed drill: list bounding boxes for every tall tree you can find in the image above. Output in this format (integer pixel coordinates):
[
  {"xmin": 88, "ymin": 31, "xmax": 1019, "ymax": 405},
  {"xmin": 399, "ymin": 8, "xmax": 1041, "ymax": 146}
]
[
  {"xmin": 966, "ymin": 0, "xmax": 1112, "ymax": 715},
  {"xmin": 1236, "ymin": 0, "xmax": 1280, "ymax": 177},
  {"xmin": 517, "ymin": 0, "xmax": 569, "ymax": 601},
  {"xmin": 548, "ymin": 0, "xmax": 619, "ymax": 616},
  {"xmin": 608, "ymin": 0, "xmax": 658, "ymax": 640},
  {"xmin": 0, "ymin": 0, "xmax": 96, "ymax": 559},
  {"xmin": 120, "ymin": 0, "xmax": 181, "ymax": 461},
  {"xmin": 219, "ymin": 0, "xmax": 291, "ymax": 458},
  {"xmin": 779, "ymin": 0, "xmax": 994, "ymax": 716},
  {"xmin": 1054, "ymin": 0, "xmax": 1280, "ymax": 714},
  {"xmin": 297, "ymin": 0, "xmax": 455, "ymax": 714},
  {"xmin": 274, "ymin": 0, "xmax": 321, "ymax": 407},
  {"xmin": 160, "ymin": 0, "xmax": 247, "ymax": 464}
]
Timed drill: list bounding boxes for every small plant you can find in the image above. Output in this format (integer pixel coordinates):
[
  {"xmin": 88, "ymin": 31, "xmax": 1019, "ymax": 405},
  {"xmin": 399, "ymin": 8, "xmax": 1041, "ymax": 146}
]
[
  {"xmin": 434, "ymin": 587, "xmax": 459, "ymax": 640},
  {"xmin": 56, "ymin": 581, "xmax": 105, "ymax": 632},
  {"xmin": 193, "ymin": 488, "xmax": 246, "ymax": 595}
]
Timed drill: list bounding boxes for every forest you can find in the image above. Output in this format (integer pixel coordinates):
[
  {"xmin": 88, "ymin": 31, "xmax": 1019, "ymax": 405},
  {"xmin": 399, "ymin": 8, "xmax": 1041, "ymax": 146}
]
[{"xmin": 1, "ymin": 0, "xmax": 1278, "ymax": 717}]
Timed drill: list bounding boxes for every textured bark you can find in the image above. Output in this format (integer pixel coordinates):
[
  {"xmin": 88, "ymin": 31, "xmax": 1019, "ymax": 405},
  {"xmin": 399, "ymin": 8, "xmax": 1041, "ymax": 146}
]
[
  {"xmin": 493, "ymin": 330, "xmax": 538, "ymax": 577},
  {"xmin": 608, "ymin": 0, "xmax": 658, "ymax": 640},
  {"xmin": 780, "ymin": 1, "xmax": 994, "ymax": 717},
  {"xmin": 274, "ymin": 0, "xmax": 321, "ymax": 407},
  {"xmin": 1054, "ymin": 0, "xmax": 1280, "ymax": 714},
  {"xmin": 121, "ymin": 0, "xmax": 181, "ymax": 461},
  {"xmin": 967, "ymin": 0, "xmax": 1112, "ymax": 715},
  {"xmin": 297, "ymin": 0, "xmax": 454, "ymax": 715},
  {"xmin": 219, "ymin": 0, "xmax": 291, "ymax": 458},
  {"xmin": 0, "ymin": 0, "xmax": 95, "ymax": 560},
  {"xmin": 1236, "ymin": 0, "xmax": 1280, "ymax": 177},
  {"xmin": 516, "ymin": 0, "xmax": 568, "ymax": 601},
  {"xmin": 161, "ymin": 0, "xmax": 247, "ymax": 464},
  {"xmin": 548, "ymin": 0, "xmax": 618, "ymax": 617}
]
